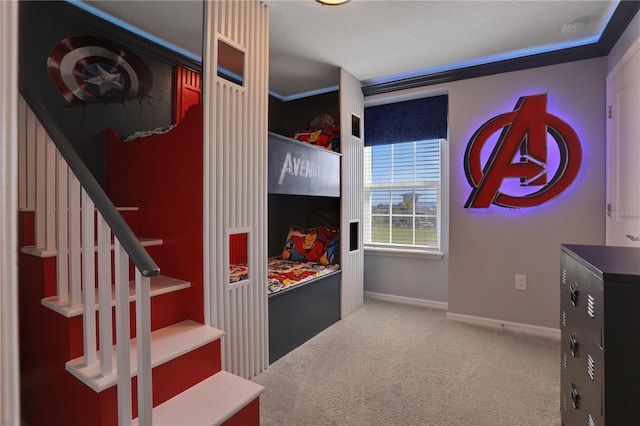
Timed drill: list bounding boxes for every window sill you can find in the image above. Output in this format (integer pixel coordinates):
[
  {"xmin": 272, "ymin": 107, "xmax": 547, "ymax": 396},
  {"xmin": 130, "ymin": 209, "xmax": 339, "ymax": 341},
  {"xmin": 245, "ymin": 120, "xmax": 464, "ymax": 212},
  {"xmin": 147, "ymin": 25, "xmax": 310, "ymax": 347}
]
[{"xmin": 364, "ymin": 247, "xmax": 444, "ymax": 260}]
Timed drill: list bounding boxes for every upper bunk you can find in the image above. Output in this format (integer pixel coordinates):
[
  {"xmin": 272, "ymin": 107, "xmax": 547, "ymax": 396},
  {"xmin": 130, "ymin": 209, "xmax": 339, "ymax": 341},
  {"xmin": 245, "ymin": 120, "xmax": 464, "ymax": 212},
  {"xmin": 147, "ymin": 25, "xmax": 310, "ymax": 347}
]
[{"xmin": 267, "ymin": 132, "xmax": 341, "ymax": 198}]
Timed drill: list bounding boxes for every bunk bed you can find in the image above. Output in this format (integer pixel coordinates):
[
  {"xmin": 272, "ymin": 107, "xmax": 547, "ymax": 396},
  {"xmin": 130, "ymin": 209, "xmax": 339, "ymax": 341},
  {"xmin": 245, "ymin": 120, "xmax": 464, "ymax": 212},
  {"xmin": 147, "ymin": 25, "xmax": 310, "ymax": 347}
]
[{"xmin": 267, "ymin": 132, "xmax": 342, "ymax": 362}]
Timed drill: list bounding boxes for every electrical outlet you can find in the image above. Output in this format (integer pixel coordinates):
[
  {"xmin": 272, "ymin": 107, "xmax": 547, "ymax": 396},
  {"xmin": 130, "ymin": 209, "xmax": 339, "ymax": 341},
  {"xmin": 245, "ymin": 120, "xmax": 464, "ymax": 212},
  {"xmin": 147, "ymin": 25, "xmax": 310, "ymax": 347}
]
[{"xmin": 515, "ymin": 274, "xmax": 527, "ymax": 290}]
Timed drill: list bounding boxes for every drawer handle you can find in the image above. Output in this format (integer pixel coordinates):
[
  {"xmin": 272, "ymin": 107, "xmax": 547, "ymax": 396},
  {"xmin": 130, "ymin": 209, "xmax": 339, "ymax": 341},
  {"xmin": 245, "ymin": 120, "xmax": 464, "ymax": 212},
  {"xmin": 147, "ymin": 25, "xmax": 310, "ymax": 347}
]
[
  {"xmin": 570, "ymin": 283, "xmax": 579, "ymax": 306},
  {"xmin": 571, "ymin": 382, "xmax": 580, "ymax": 409},
  {"xmin": 570, "ymin": 333, "xmax": 579, "ymax": 358}
]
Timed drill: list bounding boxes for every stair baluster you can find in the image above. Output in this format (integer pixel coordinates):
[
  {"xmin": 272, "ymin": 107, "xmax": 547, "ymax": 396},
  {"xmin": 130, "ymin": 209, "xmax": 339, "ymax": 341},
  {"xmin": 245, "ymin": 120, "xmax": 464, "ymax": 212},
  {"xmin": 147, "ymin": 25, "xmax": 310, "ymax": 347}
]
[
  {"xmin": 81, "ymin": 190, "xmax": 97, "ymax": 367},
  {"xmin": 114, "ymin": 240, "xmax": 133, "ymax": 425},
  {"xmin": 97, "ymin": 214, "xmax": 114, "ymax": 376},
  {"xmin": 55, "ymin": 150, "xmax": 69, "ymax": 303}
]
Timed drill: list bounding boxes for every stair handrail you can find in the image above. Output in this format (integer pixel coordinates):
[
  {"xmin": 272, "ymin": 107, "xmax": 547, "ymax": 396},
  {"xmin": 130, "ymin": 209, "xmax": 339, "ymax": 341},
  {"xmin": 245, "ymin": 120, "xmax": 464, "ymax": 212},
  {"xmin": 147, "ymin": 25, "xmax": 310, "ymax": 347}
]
[{"xmin": 21, "ymin": 91, "xmax": 160, "ymax": 278}]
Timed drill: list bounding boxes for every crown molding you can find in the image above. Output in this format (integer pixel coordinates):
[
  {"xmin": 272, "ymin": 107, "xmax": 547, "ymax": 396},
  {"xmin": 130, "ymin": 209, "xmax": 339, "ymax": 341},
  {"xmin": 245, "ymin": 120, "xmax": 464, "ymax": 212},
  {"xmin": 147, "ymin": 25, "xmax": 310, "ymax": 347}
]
[{"xmin": 362, "ymin": 1, "xmax": 640, "ymax": 97}]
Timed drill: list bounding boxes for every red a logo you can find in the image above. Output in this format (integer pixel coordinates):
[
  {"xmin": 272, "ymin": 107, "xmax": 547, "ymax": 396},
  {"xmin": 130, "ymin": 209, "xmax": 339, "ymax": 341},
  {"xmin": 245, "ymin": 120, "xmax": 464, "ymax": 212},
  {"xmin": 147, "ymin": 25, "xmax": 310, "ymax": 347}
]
[{"xmin": 464, "ymin": 94, "xmax": 582, "ymax": 208}]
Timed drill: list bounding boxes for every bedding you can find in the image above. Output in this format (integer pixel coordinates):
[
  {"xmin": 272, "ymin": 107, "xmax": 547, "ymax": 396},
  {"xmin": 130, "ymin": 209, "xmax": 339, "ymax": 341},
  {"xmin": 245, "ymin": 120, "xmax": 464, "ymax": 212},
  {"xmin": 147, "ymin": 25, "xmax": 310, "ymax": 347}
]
[
  {"xmin": 281, "ymin": 225, "xmax": 339, "ymax": 265},
  {"xmin": 268, "ymin": 224, "xmax": 340, "ymax": 294},
  {"xmin": 268, "ymin": 257, "xmax": 340, "ymax": 295},
  {"xmin": 230, "ymin": 263, "xmax": 248, "ymax": 283},
  {"xmin": 293, "ymin": 112, "xmax": 340, "ymax": 152},
  {"xmin": 122, "ymin": 124, "xmax": 176, "ymax": 141},
  {"xmin": 293, "ymin": 125, "xmax": 340, "ymax": 152}
]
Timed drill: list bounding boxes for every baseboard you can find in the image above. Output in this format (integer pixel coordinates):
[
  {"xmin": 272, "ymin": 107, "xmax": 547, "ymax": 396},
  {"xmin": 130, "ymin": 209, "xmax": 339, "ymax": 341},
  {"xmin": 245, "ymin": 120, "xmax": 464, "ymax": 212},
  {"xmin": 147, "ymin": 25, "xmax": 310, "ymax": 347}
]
[
  {"xmin": 364, "ymin": 291, "xmax": 448, "ymax": 311},
  {"xmin": 446, "ymin": 312, "xmax": 561, "ymax": 341}
]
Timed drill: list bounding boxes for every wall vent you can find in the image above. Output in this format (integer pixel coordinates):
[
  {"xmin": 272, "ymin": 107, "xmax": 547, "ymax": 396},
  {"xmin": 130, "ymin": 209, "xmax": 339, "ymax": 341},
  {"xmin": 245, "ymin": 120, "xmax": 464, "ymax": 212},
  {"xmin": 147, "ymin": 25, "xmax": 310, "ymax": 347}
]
[
  {"xmin": 587, "ymin": 354, "xmax": 595, "ymax": 381},
  {"xmin": 587, "ymin": 294, "xmax": 596, "ymax": 318}
]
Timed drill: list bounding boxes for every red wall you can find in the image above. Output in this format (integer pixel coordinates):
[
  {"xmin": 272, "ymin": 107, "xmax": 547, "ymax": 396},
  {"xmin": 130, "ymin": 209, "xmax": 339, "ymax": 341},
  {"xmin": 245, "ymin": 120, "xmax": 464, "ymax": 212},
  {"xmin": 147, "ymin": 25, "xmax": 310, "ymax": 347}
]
[{"xmin": 105, "ymin": 103, "xmax": 205, "ymax": 323}]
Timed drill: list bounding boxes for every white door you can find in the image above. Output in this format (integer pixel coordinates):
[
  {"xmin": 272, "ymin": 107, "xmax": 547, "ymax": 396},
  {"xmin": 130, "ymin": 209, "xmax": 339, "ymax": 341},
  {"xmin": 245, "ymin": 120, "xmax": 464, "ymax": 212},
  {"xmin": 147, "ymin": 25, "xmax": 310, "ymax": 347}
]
[{"xmin": 607, "ymin": 40, "xmax": 640, "ymax": 246}]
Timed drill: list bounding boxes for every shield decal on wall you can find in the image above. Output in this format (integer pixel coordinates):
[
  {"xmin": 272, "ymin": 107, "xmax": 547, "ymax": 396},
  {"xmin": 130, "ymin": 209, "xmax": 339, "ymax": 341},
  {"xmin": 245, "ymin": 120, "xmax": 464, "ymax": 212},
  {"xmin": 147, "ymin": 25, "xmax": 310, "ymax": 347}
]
[{"xmin": 47, "ymin": 35, "xmax": 151, "ymax": 104}]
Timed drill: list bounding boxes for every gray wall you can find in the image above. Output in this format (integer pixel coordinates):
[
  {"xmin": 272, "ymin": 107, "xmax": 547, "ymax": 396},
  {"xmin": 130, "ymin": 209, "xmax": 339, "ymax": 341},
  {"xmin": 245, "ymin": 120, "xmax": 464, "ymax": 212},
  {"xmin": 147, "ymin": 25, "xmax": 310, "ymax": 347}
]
[
  {"xmin": 364, "ymin": 57, "xmax": 608, "ymax": 329},
  {"xmin": 363, "ymin": 88, "xmax": 450, "ymax": 303},
  {"xmin": 608, "ymin": 10, "xmax": 640, "ymax": 73},
  {"xmin": 447, "ymin": 58, "xmax": 607, "ymax": 329}
]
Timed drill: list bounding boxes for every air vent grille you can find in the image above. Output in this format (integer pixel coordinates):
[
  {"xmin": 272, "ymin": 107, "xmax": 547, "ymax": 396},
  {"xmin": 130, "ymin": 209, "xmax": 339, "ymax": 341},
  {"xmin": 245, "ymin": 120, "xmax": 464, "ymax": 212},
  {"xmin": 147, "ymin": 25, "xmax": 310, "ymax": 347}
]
[
  {"xmin": 587, "ymin": 354, "xmax": 595, "ymax": 380},
  {"xmin": 587, "ymin": 294, "xmax": 595, "ymax": 318},
  {"xmin": 562, "ymin": 310, "xmax": 567, "ymax": 327},
  {"xmin": 562, "ymin": 268, "xmax": 567, "ymax": 284},
  {"xmin": 563, "ymin": 352, "xmax": 568, "ymax": 370}
]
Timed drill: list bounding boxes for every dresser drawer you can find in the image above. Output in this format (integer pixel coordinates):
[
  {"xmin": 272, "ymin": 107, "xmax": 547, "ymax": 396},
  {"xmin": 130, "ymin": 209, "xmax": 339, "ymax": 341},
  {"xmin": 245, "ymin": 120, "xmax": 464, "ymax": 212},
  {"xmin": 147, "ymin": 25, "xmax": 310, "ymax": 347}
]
[
  {"xmin": 561, "ymin": 244, "xmax": 640, "ymax": 426},
  {"xmin": 561, "ymin": 253, "xmax": 603, "ymax": 347},
  {"xmin": 561, "ymin": 331, "xmax": 603, "ymax": 418}
]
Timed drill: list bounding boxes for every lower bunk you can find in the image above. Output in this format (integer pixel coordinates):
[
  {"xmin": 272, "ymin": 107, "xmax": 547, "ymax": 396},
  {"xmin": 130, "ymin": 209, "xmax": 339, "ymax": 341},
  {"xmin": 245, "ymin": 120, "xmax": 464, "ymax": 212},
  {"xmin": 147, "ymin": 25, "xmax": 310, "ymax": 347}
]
[{"xmin": 268, "ymin": 268, "xmax": 341, "ymax": 363}]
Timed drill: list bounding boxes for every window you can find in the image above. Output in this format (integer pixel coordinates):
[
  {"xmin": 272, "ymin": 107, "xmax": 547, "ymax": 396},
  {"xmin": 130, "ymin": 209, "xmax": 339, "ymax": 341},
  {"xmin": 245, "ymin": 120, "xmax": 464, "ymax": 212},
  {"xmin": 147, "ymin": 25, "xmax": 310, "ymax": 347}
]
[{"xmin": 364, "ymin": 139, "xmax": 442, "ymax": 252}]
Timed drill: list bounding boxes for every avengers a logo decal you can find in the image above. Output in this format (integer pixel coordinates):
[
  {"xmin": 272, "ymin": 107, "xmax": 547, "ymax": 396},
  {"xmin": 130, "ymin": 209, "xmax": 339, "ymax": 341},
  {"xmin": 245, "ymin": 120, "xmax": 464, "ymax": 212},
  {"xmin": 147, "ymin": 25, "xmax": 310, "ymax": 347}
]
[{"xmin": 464, "ymin": 94, "xmax": 581, "ymax": 209}]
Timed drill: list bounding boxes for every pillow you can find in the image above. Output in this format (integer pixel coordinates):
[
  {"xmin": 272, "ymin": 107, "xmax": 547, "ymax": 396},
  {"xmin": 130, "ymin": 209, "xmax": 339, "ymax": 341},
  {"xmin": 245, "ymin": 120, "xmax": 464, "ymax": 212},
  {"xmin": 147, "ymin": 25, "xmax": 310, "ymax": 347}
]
[{"xmin": 281, "ymin": 226, "xmax": 339, "ymax": 265}]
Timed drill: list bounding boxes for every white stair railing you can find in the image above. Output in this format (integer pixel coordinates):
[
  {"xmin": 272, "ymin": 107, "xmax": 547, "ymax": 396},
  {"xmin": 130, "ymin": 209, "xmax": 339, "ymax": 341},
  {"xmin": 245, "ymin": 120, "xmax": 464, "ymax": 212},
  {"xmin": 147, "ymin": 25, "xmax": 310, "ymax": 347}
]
[{"xmin": 18, "ymin": 93, "xmax": 156, "ymax": 425}]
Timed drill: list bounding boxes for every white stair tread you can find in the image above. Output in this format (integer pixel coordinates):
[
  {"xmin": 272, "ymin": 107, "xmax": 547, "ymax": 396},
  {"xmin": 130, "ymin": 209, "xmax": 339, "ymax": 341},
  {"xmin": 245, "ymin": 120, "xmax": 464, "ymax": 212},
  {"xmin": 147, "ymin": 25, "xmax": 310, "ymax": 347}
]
[
  {"xmin": 66, "ymin": 320, "xmax": 224, "ymax": 392},
  {"xmin": 41, "ymin": 275, "xmax": 190, "ymax": 318},
  {"xmin": 21, "ymin": 236, "xmax": 163, "ymax": 258},
  {"xmin": 132, "ymin": 371, "xmax": 264, "ymax": 426}
]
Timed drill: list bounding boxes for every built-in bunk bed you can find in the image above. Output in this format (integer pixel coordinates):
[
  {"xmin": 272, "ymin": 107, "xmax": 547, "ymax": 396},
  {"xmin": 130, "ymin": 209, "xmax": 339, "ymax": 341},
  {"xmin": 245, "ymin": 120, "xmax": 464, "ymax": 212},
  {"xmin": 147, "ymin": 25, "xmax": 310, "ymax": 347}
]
[{"xmin": 267, "ymin": 92, "xmax": 342, "ymax": 362}]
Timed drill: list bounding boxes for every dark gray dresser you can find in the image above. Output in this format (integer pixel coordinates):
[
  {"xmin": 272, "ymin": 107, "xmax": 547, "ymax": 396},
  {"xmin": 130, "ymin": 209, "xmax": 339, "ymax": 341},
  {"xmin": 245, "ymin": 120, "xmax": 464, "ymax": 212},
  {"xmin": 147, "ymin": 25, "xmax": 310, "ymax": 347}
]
[{"xmin": 560, "ymin": 244, "xmax": 640, "ymax": 426}]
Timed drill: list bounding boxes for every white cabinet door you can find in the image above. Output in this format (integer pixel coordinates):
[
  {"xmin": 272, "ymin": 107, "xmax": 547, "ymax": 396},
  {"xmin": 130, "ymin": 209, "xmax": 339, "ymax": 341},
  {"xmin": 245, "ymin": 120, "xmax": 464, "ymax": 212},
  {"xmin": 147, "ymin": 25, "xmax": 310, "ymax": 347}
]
[{"xmin": 607, "ymin": 41, "xmax": 640, "ymax": 246}]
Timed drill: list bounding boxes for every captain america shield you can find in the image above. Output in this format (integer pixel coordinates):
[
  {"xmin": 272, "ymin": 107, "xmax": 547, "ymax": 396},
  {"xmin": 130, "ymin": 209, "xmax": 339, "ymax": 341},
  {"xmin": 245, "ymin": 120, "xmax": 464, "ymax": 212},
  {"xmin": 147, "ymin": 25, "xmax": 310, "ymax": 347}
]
[{"xmin": 47, "ymin": 35, "xmax": 151, "ymax": 104}]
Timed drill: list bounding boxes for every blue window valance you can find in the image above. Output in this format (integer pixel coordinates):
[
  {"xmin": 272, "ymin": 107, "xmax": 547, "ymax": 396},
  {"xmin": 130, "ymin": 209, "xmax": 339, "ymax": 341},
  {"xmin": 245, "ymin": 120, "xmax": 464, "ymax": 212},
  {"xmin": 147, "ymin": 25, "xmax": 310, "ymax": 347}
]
[{"xmin": 364, "ymin": 95, "xmax": 448, "ymax": 147}]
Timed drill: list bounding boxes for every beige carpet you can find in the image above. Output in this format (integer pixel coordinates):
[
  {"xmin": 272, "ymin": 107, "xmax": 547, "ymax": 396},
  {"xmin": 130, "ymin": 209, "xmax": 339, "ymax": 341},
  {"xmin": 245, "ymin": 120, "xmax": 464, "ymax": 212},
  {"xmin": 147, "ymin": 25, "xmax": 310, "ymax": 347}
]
[{"xmin": 253, "ymin": 297, "xmax": 561, "ymax": 426}]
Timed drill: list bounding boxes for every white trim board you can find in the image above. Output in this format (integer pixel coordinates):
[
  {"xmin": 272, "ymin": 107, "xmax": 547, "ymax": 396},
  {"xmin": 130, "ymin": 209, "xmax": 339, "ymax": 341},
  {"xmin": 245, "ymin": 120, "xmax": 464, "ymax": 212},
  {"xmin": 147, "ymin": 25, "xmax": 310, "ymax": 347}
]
[
  {"xmin": 446, "ymin": 312, "xmax": 561, "ymax": 341},
  {"xmin": 364, "ymin": 292, "xmax": 561, "ymax": 341},
  {"xmin": 364, "ymin": 291, "xmax": 448, "ymax": 311}
]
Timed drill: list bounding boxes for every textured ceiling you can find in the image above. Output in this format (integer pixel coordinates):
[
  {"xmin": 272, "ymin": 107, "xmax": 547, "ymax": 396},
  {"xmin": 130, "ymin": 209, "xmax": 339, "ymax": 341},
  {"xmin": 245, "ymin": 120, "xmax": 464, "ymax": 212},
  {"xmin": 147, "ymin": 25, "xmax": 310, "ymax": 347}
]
[{"xmin": 82, "ymin": 0, "xmax": 620, "ymax": 99}]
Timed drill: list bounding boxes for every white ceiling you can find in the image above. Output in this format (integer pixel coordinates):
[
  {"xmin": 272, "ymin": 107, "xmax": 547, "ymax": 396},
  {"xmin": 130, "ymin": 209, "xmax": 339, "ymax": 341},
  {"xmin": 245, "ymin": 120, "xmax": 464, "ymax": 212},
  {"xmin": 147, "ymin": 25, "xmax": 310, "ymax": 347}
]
[{"xmin": 82, "ymin": 0, "xmax": 620, "ymax": 99}]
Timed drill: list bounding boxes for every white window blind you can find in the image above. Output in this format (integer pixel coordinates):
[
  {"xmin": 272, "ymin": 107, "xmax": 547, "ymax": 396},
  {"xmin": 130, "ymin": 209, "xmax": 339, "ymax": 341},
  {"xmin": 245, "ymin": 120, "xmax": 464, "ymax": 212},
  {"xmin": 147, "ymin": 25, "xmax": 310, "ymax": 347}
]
[{"xmin": 364, "ymin": 139, "xmax": 442, "ymax": 251}]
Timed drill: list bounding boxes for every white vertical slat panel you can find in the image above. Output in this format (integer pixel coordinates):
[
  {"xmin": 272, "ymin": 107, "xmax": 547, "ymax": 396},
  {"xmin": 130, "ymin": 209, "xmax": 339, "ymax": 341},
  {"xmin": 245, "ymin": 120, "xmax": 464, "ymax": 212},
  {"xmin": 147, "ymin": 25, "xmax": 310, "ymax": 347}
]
[
  {"xmin": 202, "ymin": 0, "xmax": 215, "ymax": 328},
  {"xmin": 18, "ymin": 95, "xmax": 27, "ymax": 210},
  {"xmin": 259, "ymin": 2, "xmax": 269, "ymax": 373},
  {"xmin": 215, "ymin": 76, "xmax": 225, "ymax": 334},
  {"xmin": 114, "ymin": 240, "xmax": 133, "ymax": 425},
  {"xmin": 212, "ymin": 77, "xmax": 229, "ymax": 336},
  {"xmin": 81, "ymin": 189, "xmax": 97, "ymax": 366},
  {"xmin": 242, "ymin": 281, "xmax": 249, "ymax": 377},
  {"xmin": 243, "ymin": 0, "xmax": 255, "ymax": 378},
  {"xmin": 56, "ymin": 152, "xmax": 69, "ymax": 303},
  {"xmin": 97, "ymin": 215, "xmax": 113, "ymax": 376},
  {"xmin": 26, "ymin": 100, "xmax": 36, "ymax": 211},
  {"xmin": 69, "ymin": 172, "xmax": 82, "ymax": 307},
  {"xmin": 222, "ymin": 80, "xmax": 232, "ymax": 370},
  {"xmin": 340, "ymin": 68, "xmax": 365, "ymax": 319},
  {"xmin": 203, "ymin": 0, "xmax": 269, "ymax": 379},
  {"xmin": 35, "ymin": 119, "xmax": 46, "ymax": 248},
  {"xmin": 45, "ymin": 136, "xmax": 56, "ymax": 250},
  {"xmin": 227, "ymin": 285, "xmax": 235, "ymax": 373},
  {"xmin": 135, "ymin": 270, "xmax": 152, "ymax": 426},
  {"xmin": 243, "ymin": 0, "xmax": 254, "ymax": 376},
  {"xmin": 1, "ymin": 2, "xmax": 21, "ymax": 422}
]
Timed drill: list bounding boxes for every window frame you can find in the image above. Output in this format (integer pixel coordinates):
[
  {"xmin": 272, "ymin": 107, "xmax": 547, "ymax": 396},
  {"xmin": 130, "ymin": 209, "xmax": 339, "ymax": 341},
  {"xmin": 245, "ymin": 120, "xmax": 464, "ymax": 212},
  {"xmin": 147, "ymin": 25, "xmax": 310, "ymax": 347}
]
[{"xmin": 363, "ymin": 138, "xmax": 444, "ymax": 256}]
